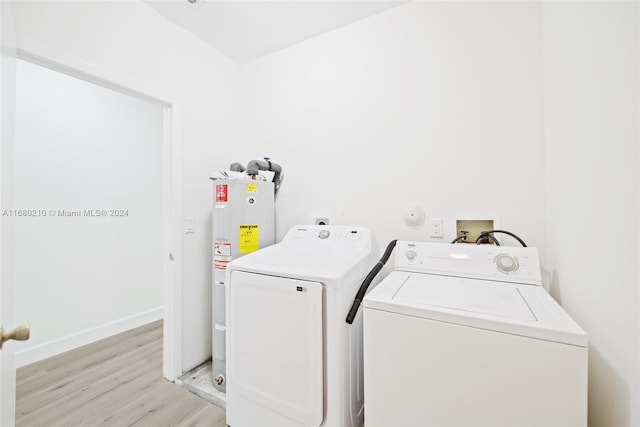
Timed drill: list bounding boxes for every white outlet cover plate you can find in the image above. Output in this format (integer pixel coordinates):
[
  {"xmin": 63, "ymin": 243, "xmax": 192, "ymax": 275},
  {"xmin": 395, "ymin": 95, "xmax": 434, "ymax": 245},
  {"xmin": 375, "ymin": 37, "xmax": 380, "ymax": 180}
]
[{"xmin": 430, "ymin": 218, "xmax": 443, "ymax": 237}]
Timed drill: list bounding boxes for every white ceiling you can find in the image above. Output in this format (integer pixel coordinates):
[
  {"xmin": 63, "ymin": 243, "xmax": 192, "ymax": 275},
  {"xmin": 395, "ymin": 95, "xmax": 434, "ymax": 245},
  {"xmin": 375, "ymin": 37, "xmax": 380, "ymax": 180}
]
[{"xmin": 145, "ymin": 1, "xmax": 405, "ymax": 64}]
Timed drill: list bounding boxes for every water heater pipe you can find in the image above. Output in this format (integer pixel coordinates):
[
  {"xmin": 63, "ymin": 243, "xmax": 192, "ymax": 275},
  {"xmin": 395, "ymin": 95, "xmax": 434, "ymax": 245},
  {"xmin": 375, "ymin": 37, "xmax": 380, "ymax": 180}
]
[
  {"xmin": 246, "ymin": 158, "xmax": 283, "ymax": 197},
  {"xmin": 230, "ymin": 162, "xmax": 246, "ymax": 172}
]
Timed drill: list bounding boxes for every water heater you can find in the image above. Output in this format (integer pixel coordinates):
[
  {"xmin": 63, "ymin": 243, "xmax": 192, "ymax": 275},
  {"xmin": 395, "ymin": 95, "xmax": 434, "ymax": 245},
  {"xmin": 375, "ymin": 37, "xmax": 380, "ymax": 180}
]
[{"xmin": 210, "ymin": 176, "xmax": 275, "ymax": 392}]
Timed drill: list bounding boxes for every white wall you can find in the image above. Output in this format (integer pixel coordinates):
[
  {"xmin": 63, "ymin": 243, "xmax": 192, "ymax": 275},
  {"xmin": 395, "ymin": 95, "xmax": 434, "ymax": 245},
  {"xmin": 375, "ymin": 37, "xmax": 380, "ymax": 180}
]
[
  {"xmin": 238, "ymin": 1, "xmax": 545, "ymax": 252},
  {"xmin": 542, "ymin": 2, "xmax": 640, "ymax": 425},
  {"xmin": 239, "ymin": 2, "xmax": 640, "ymax": 424},
  {"xmin": 13, "ymin": 58, "xmax": 164, "ymax": 365},
  {"xmin": 11, "ymin": 0, "xmax": 240, "ymax": 371}
]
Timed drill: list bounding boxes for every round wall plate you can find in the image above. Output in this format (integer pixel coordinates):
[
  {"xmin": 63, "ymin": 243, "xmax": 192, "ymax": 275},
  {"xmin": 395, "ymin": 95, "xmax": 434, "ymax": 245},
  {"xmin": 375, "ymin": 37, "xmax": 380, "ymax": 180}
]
[{"xmin": 404, "ymin": 205, "xmax": 425, "ymax": 226}]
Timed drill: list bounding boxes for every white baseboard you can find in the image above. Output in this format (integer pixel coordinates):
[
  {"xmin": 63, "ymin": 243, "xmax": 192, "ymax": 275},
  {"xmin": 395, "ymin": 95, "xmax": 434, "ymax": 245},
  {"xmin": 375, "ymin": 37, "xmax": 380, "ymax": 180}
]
[{"xmin": 15, "ymin": 306, "xmax": 164, "ymax": 368}]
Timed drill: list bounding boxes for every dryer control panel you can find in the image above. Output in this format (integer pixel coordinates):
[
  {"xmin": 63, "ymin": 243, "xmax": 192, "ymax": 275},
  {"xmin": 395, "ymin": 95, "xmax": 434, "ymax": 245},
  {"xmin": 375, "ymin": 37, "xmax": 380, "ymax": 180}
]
[
  {"xmin": 395, "ymin": 241, "xmax": 542, "ymax": 286},
  {"xmin": 284, "ymin": 225, "xmax": 369, "ymax": 243}
]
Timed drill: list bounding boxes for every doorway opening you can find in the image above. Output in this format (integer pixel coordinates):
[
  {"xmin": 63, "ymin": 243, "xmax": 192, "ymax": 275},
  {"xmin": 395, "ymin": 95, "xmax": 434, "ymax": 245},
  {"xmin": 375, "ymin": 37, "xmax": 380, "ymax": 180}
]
[{"xmin": 12, "ymin": 52, "xmax": 181, "ymax": 380}]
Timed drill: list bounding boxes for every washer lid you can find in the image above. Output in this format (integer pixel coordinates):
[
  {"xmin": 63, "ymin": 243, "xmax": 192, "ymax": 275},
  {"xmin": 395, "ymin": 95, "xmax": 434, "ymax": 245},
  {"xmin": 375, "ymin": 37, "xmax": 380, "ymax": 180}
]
[
  {"xmin": 364, "ymin": 272, "xmax": 588, "ymax": 347},
  {"xmin": 394, "ymin": 275, "xmax": 536, "ymax": 322}
]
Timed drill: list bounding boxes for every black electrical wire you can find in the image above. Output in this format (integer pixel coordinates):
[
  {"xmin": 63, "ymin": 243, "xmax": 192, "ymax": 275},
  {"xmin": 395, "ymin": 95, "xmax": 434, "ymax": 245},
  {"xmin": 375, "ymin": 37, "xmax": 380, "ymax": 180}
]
[
  {"xmin": 346, "ymin": 240, "xmax": 397, "ymax": 325},
  {"xmin": 475, "ymin": 230, "xmax": 527, "ymax": 247}
]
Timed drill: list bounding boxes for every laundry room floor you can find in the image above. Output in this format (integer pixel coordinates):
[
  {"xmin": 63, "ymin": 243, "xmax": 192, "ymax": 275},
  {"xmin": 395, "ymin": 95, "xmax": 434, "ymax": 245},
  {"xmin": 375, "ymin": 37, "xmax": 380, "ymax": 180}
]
[
  {"xmin": 15, "ymin": 321, "xmax": 226, "ymax": 426},
  {"xmin": 177, "ymin": 360, "xmax": 227, "ymax": 409}
]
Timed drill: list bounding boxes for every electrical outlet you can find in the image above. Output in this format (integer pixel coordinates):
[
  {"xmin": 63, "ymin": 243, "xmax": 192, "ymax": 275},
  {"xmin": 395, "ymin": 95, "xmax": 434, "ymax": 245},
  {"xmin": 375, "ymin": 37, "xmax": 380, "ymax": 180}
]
[
  {"xmin": 430, "ymin": 219, "xmax": 443, "ymax": 238},
  {"xmin": 455, "ymin": 219, "xmax": 494, "ymax": 243},
  {"xmin": 316, "ymin": 218, "xmax": 329, "ymax": 226}
]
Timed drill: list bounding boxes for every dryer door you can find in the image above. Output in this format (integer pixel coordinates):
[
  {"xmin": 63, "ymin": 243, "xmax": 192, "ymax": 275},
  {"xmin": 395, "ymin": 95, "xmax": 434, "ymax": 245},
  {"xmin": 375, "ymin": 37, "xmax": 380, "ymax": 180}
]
[{"xmin": 228, "ymin": 271, "xmax": 324, "ymax": 427}]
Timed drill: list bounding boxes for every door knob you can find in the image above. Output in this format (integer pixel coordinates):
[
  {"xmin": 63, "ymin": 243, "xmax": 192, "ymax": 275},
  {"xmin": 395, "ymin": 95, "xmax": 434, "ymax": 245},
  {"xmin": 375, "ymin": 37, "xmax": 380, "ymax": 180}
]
[{"xmin": 0, "ymin": 324, "xmax": 30, "ymax": 349}]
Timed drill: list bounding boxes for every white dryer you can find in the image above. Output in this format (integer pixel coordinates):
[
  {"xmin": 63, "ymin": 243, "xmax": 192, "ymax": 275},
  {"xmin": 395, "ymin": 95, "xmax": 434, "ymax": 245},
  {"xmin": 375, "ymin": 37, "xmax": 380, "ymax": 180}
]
[
  {"xmin": 363, "ymin": 241, "xmax": 588, "ymax": 426},
  {"xmin": 226, "ymin": 225, "xmax": 378, "ymax": 427}
]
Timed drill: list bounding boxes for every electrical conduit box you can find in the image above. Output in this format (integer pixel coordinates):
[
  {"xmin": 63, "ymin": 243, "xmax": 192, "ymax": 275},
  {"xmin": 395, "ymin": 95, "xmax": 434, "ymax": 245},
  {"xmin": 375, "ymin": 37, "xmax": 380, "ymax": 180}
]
[{"xmin": 210, "ymin": 177, "xmax": 275, "ymax": 393}]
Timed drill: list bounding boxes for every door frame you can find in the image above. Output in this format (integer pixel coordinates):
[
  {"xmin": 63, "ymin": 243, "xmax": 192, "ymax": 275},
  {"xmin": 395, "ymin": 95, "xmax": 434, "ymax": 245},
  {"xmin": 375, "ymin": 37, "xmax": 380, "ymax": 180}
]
[
  {"xmin": 0, "ymin": 1, "xmax": 17, "ymax": 425},
  {"xmin": 14, "ymin": 40, "xmax": 184, "ymax": 380}
]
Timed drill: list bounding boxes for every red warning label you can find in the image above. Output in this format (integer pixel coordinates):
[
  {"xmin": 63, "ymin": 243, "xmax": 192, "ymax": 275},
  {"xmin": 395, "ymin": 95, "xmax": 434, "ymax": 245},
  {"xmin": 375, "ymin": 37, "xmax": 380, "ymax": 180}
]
[{"xmin": 216, "ymin": 184, "xmax": 228, "ymax": 203}]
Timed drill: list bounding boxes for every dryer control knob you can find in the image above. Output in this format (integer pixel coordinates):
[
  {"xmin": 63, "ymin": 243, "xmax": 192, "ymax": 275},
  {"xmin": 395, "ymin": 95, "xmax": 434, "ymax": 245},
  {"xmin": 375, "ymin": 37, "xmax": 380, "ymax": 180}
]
[
  {"xmin": 495, "ymin": 254, "xmax": 518, "ymax": 273},
  {"xmin": 318, "ymin": 230, "xmax": 330, "ymax": 239},
  {"xmin": 406, "ymin": 250, "xmax": 417, "ymax": 260}
]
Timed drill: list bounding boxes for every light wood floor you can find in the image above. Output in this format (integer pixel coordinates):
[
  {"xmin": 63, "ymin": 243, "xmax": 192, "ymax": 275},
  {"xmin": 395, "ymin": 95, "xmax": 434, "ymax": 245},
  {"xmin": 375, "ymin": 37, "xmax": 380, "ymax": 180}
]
[{"xmin": 16, "ymin": 321, "xmax": 226, "ymax": 427}]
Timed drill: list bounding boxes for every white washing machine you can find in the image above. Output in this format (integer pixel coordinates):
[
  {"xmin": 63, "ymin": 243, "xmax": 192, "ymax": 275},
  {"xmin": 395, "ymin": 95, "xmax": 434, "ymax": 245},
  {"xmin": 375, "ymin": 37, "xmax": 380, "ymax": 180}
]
[
  {"xmin": 226, "ymin": 225, "xmax": 378, "ymax": 427},
  {"xmin": 363, "ymin": 241, "xmax": 588, "ymax": 426}
]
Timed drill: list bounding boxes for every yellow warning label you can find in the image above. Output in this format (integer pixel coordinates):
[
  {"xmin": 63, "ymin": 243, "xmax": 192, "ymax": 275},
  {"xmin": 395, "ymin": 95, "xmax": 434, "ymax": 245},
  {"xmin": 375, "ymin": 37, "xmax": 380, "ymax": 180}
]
[
  {"xmin": 239, "ymin": 224, "xmax": 259, "ymax": 253},
  {"xmin": 246, "ymin": 184, "xmax": 258, "ymax": 194}
]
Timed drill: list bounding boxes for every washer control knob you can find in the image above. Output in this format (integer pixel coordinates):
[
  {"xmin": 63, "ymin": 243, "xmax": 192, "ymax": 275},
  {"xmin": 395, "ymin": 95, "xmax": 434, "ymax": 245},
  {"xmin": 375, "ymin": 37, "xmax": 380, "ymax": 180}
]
[
  {"xmin": 318, "ymin": 230, "xmax": 330, "ymax": 239},
  {"xmin": 495, "ymin": 254, "xmax": 518, "ymax": 273},
  {"xmin": 406, "ymin": 250, "xmax": 417, "ymax": 260}
]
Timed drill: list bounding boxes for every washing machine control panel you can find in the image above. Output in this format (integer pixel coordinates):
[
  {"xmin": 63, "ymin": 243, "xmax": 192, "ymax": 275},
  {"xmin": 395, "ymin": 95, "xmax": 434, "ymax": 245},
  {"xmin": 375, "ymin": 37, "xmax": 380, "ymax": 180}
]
[
  {"xmin": 394, "ymin": 241, "xmax": 541, "ymax": 285},
  {"xmin": 494, "ymin": 254, "xmax": 519, "ymax": 273}
]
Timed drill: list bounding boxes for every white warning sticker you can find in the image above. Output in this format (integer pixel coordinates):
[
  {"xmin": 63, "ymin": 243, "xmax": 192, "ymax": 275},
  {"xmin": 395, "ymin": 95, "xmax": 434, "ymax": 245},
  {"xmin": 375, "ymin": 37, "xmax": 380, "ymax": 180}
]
[
  {"xmin": 214, "ymin": 242, "xmax": 231, "ymax": 258},
  {"xmin": 214, "ymin": 242, "xmax": 232, "ymax": 272}
]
